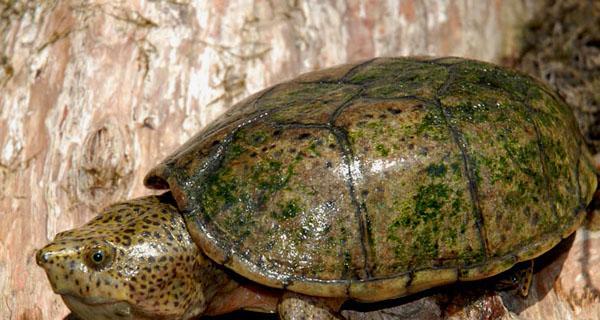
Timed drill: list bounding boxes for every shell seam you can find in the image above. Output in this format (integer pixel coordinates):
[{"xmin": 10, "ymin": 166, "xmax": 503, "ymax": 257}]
[
  {"xmin": 521, "ymin": 92, "xmax": 560, "ymax": 221},
  {"xmin": 433, "ymin": 66, "xmax": 490, "ymax": 259},
  {"xmin": 330, "ymin": 126, "xmax": 375, "ymax": 280}
]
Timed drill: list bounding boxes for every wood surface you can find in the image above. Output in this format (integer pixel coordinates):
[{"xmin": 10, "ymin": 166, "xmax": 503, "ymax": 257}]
[{"xmin": 0, "ymin": 1, "xmax": 569, "ymax": 319}]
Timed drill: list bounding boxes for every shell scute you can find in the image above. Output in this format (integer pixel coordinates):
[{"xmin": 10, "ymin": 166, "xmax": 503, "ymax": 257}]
[
  {"xmin": 175, "ymin": 122, "xmax": 368, "ymax": 284},
  {"xmin": 334, "ymin": 97, "xmax": 485, "ymax": 277},
  {"xmin": 347, "ymin": 58, "xmax": 449, "ymax": 99}
]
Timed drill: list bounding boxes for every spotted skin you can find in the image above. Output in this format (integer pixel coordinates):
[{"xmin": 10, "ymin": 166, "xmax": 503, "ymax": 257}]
[
  {"xmin": 37, "ymin": 193, "xmax": 229, "ymax": 320},
  {"xmin": 277, "ymin": 293, "xmax": 344, "ymax": 320}
]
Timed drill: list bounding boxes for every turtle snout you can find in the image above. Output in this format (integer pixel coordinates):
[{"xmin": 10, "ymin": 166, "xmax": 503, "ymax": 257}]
[
  {"xmin": 36, "ymin": 244, "xmax": 75, "ymax": 268},
  {"xmin": 36, "ymin": 245, "xmax": 62, "ymax": 268},
  {"xmin": 36, "ymin": 248, "xmax": 51, "ymax": 266}
]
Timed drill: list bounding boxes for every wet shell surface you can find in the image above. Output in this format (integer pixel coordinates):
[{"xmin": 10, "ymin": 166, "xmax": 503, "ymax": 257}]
[{"xmin": 144, "ymin": 57, "xmax": 597, "ymax": 302}]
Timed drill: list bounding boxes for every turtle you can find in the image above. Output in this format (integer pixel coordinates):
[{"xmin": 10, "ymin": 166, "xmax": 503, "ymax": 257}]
[{"xmin": 37, "ymin": 57, "xmax": 597, "ymax": 320}]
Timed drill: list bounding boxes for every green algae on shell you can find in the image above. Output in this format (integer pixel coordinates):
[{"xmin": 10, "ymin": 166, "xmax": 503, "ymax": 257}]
[{"xmin": 142, "ymin": 57, "xmax": 596, "ymax": 302}]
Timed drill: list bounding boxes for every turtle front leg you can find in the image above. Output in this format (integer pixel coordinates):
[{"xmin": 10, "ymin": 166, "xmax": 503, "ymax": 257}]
[
  {"xmin": 278, "ymin": 292, "xmax": 345, "ymax": 320},
  {"xmin": 495, "ymin": 260, "xmax": 534, "ymax": 297}
]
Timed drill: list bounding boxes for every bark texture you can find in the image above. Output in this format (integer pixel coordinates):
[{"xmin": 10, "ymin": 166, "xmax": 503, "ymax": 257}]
[{"xmin": 0, "ymin": 0, "xmax": 574, "ymax": 319}]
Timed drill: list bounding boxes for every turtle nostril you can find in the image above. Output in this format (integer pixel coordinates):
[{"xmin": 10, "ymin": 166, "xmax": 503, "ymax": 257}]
[{"xmin": 36, "ymin": 249, "xmax": 50, "ymax": 266}]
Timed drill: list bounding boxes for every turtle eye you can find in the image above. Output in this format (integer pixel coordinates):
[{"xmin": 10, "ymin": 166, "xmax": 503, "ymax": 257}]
[
  {"xmin": 92, "ymin": 250, "xmax": 104, "ymax": 263},
  {"xmin": 85, "ymin": 243, "xmax": 114, "ymax": 270}
]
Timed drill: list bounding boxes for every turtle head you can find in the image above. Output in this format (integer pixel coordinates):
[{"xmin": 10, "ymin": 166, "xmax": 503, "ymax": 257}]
[
  {"xmin": 36, "ymin": 233, "xmax": 135, "ymax": 319},
  {"xmin": 36, "ymin": 193, "xmax": 228, "ymax": 319}
]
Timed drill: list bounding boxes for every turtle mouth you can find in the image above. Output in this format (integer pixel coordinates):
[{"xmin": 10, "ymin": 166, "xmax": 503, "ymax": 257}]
[
  {"xmin": 60, "ymin": 292, "xmax": 120, "ymax": 306},
  {"xmin": 61, "ymin": 294, "xmax": 132, "ymax": 319}
]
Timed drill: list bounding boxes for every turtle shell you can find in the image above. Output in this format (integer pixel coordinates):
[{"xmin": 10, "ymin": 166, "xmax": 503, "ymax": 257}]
[{"xmin": 144, "ymin": 57, "xmax": 597, "ymax": 302}]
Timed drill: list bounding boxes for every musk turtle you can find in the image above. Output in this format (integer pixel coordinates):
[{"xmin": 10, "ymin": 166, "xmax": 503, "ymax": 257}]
[{"xmin": 37, "ymin": 57, "xmax": 597, "ymax": 320}]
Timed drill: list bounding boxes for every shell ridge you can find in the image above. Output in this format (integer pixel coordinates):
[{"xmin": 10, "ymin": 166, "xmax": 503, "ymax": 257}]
[
  {"xmin": 521, "ymin": 91, "xmax": 561, "ymax": 221},
  {"xmin": 340, "ymin": 58, "xmax": 379, "ymax": 82},
  {"xmin": 270, "ymin": 83, "xmax": 378, "ymax": 280},
  {"xmin": 428, "ymin": 56, "xmax": 466, "ymax": 65},
  {"xmin": 434, "ymin": 65, "xmax": 490, "ymax": 259},
  {"xmin": 271, "ymin": 122, "xmax": 331, "ymax": 130},
  {"xmin": 200, "ymin": 83, "xmax": 285, "ymax": 140},
  {"xmin": 329, "ymin": 126, "xmax": 375, "ymax": 280},
  {"xmin": 328, "ymin": 89, "xmax": 365, "ymax": 124}
]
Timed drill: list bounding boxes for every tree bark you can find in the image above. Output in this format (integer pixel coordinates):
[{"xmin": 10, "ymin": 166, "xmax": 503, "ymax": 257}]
[{"xmin": 0, "ymin": 1, "xmax": 554, "ymax": 319}]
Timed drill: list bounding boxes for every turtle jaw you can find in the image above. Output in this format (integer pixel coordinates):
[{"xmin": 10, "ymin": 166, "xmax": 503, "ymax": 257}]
[{"xmin": 61, "ymin": 294, "xmax": 133, "ymax": 320}]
